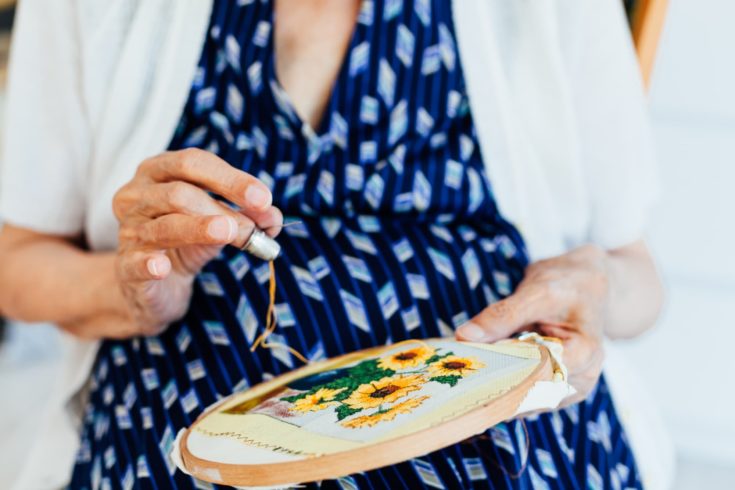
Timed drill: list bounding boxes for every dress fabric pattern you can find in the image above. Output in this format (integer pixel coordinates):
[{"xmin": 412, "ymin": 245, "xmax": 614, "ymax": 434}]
[{"xmin": 70, "ymin": 1, "xmax": 641, "ymax": 489}]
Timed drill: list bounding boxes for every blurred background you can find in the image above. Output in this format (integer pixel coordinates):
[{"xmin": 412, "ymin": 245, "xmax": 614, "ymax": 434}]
[
  {"xmin": 0, "ymin": 0, "xmax": 733, "ymax": 488},
  {"xmin": 618, "ymin": 0, "xmax": 735, "ymax": 485},
  {"xmin": 0, "ymin": 1, "xmax": 67, "ymax": 484}
]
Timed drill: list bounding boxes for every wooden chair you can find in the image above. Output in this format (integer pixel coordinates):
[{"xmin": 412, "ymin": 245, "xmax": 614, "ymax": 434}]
[{"xmin": 626, "ymin": 0, "xmax": 669, "ymax": 88}]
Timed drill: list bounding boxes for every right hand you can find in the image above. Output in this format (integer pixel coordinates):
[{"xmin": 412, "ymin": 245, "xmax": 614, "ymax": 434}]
[{"xmin": 111, "ymin": 148, "xmax": 283, "ymax": 337}]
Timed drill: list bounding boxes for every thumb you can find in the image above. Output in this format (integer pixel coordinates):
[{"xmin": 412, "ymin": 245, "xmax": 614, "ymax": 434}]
[{"xmin": 456, "ymin": 285, "xmax": 546, "ymax": 343}]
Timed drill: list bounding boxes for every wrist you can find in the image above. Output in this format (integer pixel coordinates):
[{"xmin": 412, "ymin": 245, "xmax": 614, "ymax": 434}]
[
  {"xmin": 76, "ymin": 252, "xmax": 133, "ymax": 322},
  {"xmin": 601, "ymin": 241, "xmax": 663, "ymax": 339},
  {"xmin": 572, "ymin": 244, "xmax": 613, "ymax": 338}
]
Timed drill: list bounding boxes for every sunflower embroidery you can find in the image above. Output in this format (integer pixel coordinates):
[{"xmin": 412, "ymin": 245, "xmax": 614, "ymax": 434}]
[
  {"xmin": 428, "ymin": 355, "xmax": 485, "ymax": 378},
  {"xmin": 279, "ymin": 347, "xmax": 484, "ymax": 426},
  {"xmin": 377, "ymin": 345, "xmax": 436, "ymax": 371},
  {"xmin": 341, "ymin": 396, "xmax": 430, "ymax": 428},
  {"xmin": 344, "ymin": 374, "xmax": 426, "ymax": 410},
  {"xmin": 290, "ymin": 387, "xmax": 346, "ymax": 413}
]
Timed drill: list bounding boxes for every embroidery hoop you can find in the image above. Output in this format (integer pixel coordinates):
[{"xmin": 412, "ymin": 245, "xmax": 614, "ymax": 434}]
[{"xmin": 175, "ymin": 337, "xmax": 564, "ymax": 487}]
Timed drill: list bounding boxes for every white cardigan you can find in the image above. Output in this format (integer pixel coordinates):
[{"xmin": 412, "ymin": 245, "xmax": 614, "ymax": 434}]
[{"xmin": 1, "ymin": 0, "xmax": 664, "ymax": 488}]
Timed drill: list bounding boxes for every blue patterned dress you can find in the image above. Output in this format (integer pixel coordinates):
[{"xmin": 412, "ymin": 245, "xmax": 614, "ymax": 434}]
[{"xmin": 70, "ymin": 1, "xmax": 641, "ymax": 488}]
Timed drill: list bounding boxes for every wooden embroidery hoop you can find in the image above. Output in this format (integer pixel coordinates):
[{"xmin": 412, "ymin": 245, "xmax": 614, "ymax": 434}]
[{"xmin": 178, "ymin": 339, "xmax": 554, "ymax": 487}]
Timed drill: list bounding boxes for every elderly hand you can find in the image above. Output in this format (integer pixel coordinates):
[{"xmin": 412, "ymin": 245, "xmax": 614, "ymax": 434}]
[
  {"xmin": 456, "ymin": 245, "xmax": 610, "ymax": 404},
  {"xmin": 111, "ymin": 148, "xmax": 283, "ymax": 337}
]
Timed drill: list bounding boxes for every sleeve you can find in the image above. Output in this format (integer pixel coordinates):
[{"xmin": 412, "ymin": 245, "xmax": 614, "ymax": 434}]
[
  {"xmin": 562, "ymin": 0, "xmax": 662, "ymax": 250},
  {"xmin": 0, "ymin": 0, "xmax": 90, "ymax": 235}
]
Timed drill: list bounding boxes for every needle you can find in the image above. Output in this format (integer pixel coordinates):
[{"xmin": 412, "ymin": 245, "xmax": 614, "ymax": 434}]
[{"xmin": 263, "ymin": 220, "xmax": 303, "ymax": 232}]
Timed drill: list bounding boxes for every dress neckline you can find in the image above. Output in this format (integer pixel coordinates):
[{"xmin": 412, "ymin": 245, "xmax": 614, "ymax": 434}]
[{"xmin": 265, "ymin": 0, "xmax": 368, "ymax": 139}]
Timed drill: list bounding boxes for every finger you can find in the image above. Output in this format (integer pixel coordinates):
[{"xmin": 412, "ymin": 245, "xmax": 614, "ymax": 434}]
[
  {"xmin": 216, "ymin": 200, "xmax": 284, "ymax": 239},
  {"xmin": 117, "ymin": 250, "xmax": 172, "ymax": 282},
  {"xmin": 123, "ymin": 181, "xmax": 285, "ymax": 245},
  {"xmin": 141, "ymin": 149, "xmax": 273, "ymax": 213},
  {"xmin": 543, "ymin": 324, "xmax": 602, "ymax": 372},
  {"xmin": 456, "ymin": 284, "xmax": 552, "ymax": 342},
  {"xmin": 126, "ymin": 214, "xmax": 238, "ymax": 249},
  {"xmin": 127, "ymin": 181, "xmax": 262, "ymax": 245},
  {"xmin": 254, "ymin": 206, "xmax": 284, "ymax": 238},
  {"xmin": 536, "ymin": 322, "xmax": 575, "ymax": 341},
  {"xmin": 132, "ymin": 182, "xmax": 231, "ymax": 218},
  {"xmin": 560, "ymin": 334, "xmax": 604, "ymax": 405}
]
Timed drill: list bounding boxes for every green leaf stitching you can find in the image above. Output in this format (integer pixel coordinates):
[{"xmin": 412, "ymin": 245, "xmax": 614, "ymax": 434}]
[
  {"xmin": 429, "ymin": 375, "xmax": 461, "ymax": 387},
  {"xmin": 336, "ymin": 404, "xmax": 362, "ymax": 421},
  {"xmin": 425, "ymin": 351, "xmax": 454, "ymax": 365}
]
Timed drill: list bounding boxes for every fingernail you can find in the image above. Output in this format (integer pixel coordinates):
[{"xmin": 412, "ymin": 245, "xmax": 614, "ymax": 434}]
[
  {"xmin": 458, "ymin": 322, "xmax": 486, "ymax": 341},
  {"xmin": 245, "ymin": 186, "xmax": 272, "ymax": 209},
  {"xmin": 147, "ymin": 259, "xmax": 159, "ymax": 276},
  {"xmin": 208, "ymin": 216, "xmax": 237, "ymax": 241}
]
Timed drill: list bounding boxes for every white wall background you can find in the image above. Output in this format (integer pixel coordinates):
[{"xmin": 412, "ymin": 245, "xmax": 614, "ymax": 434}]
[{"xmin": 620, "ymin": 0, "xmax": 735, "ymax": 470}]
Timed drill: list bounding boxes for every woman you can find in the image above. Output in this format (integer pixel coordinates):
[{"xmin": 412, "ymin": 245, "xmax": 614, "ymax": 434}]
[{"xmin": 0, "ymin": 0, "xmax": 663, "ymax": 488}]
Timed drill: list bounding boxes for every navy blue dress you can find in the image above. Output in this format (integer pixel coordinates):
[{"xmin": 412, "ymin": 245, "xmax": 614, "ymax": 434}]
[{"xmin": 71, "ymin": 1, "xmax": 641, "ymax": 488}]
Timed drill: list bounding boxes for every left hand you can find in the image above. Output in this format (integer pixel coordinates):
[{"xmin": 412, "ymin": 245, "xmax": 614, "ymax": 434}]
[{"xmin": 456, "ymin": 244, "xmax": 610, "ymax": 404}]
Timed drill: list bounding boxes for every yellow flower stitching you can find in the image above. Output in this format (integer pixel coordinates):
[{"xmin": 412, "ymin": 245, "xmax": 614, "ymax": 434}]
[
  {"xmin": 428, "ymin": 355, "xmax": 485, "ymax": 377},
  {"xmin": 389, "ymin": 395, "xmax": 430, "ymax": 415},
  {"xmin": 290, "ymin": 388, "xmax": 345, "ymax": 413},
  {"xmin": 377, "ymin": 345, "xmax": 436, "ymax": 371},
  {"xmin": 342, "ymin": 396, "xmax": 430, "ymax": 428},
  {"xmin": 344, "ymin": 374, "xmax": 426, "ymax": 410}
]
